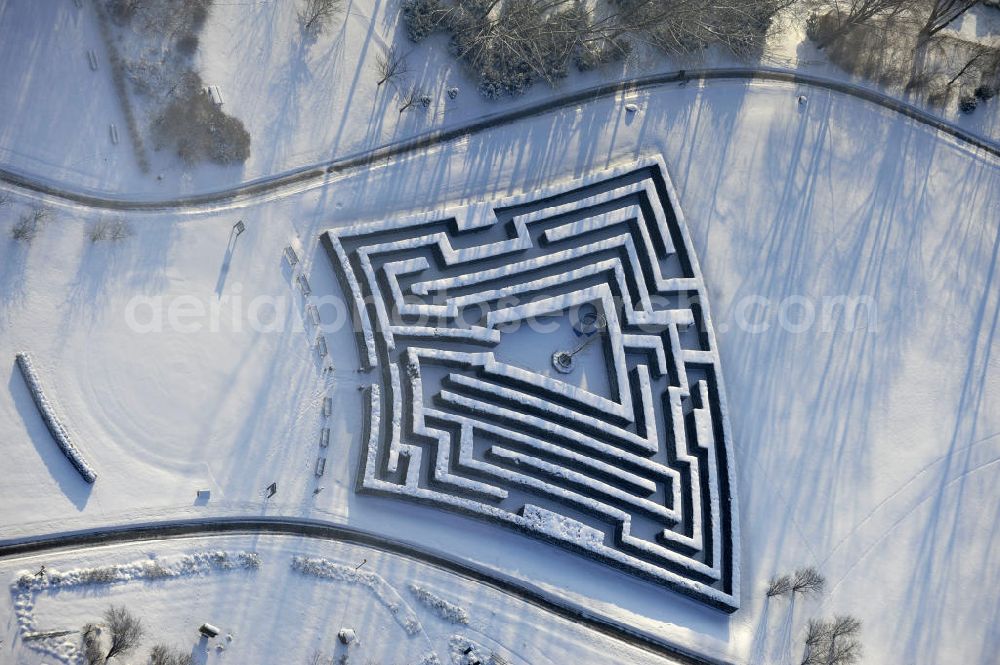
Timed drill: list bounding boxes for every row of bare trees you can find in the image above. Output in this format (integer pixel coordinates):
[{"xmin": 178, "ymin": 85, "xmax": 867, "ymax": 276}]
[
  {"xmin": 763, "ymin": 566, "xmax": 862, "ymax": 665},
  {"xmin": 801, "ymin": 616, "xmax": 863, "ymax": 665},
  {"xmin": 401, "ymin": 0, "xmax": 792, "ymax": 98},
  {"xmin": 766, "ymin": 566, "xmax": 826, "ymax": 598},
  {"xmin": 806, "ymin": 0, "xmax": 998, "ymax": 112},
  {"xmin": 920, "ymin": 0, "xmax": 977, "ymax": 38},
  {"xmin": 375, "ymin": 45, "xmax": 435, "ymax": 113},
  {"xmin": 813, "ymin": 0, "xmax": 977, "ymax": 49},
  {"xmin": 300, "ymin": 0, "xmax": 342, "ymax": 34},
  {"xmin": 394, "ymin": 0, "xmax": 991, "ymax": 100}
]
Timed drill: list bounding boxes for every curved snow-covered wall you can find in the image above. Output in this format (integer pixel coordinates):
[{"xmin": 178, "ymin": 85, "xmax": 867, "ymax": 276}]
[
  {"xmin": 15, "ymin": 352, "xmax": 98, "ymax": 484},
  {"xmin": 323, "ymin": 158, "xmax": 739, "ymax": 611}
]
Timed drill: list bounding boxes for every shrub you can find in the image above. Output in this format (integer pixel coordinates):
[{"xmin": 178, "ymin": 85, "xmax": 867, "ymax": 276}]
[
  {"xmin": 143, "ymin": 561, "xmax": 172, "ymax": 579},
  {"xmin": 152, "ymin": 73, "xmax": 251, "ymax": 165},
  {"xmin": 149, "ymin": 644, "xmax": 194, "ymax": 665},
  {"xmin": 80, "ymin": 567, "xmax": 119, "ymax": 584},
  {"xmin": 238, "ymin": 551, "xmax": 262, "ymax": 569},
  {"xmin": 959, "ymin": 95, "xmax": 978, "ymax": 113},
  {"xmin": 974, "ymin": 85, "xmax": 996, "ymax": 101}
]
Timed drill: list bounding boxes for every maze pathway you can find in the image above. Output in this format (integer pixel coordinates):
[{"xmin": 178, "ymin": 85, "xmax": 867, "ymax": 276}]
[{"xmin": 323, "ymin": 157, "xmax": 740, "ymax": 611}]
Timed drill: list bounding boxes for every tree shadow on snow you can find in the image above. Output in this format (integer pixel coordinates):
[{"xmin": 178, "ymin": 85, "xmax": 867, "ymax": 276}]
[{"xmin": 0, "ymin": 235, "xmax": 29, "ymax": 325}]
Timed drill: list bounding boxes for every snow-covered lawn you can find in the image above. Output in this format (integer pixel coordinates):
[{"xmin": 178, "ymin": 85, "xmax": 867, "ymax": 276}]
[{"xmin": 2, "ymin": 535, "xmax": 673, "ymax": 665}]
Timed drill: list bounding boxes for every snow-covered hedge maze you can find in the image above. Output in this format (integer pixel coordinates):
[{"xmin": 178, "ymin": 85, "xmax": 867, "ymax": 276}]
[
  {"xmin": 323, "ymin": 158, "xmax": 740, "ymax": 611},
  {"xmin": 15, "ymin": 352, "xmax": 97, "ymax": 483}
]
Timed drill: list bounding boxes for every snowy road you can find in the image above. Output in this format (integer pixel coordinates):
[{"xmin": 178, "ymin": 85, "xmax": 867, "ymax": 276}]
[
  {"xmin": 0, "ymin": 516, "xmax": 728, "ymax": 665},
  {"xmin": 1, "ymin": 67, "xmax": 997, "ymax": 211}
]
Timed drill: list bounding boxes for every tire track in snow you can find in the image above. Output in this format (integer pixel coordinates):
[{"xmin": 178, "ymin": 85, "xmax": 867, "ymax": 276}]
[
  {"xmin": 818, "ymin": 431, "xmax": 1000, "ymax": 568},
  {"xmin": 827, "ymin": 453, "xmax": 1000, "ymax": 594}
]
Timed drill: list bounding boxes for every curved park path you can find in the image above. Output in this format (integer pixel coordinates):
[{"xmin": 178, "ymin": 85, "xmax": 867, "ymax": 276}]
[{"xmin": 0, "ymin": 67, "xmax": 997, "ymax": 211}]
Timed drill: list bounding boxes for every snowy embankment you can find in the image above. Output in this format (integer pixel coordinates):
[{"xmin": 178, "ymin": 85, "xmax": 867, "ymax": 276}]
[
  {"xmin": 408, "ymin": 583, "xmax": 470, "ymax": 624},
  {"xmin": 15, "ymin": 353, "xmax": 97, "ymax": 484},
  {"xmin": 291, "ymin": 555, "xmax": 423, "ymax": 636}
]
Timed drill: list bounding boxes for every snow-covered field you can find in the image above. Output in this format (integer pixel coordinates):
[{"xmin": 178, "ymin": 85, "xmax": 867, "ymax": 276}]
[
  {"xmin": 3, "ymin": 534, "xmax": 676, "ymax": 665},
  {"xmin": 1, "ymin": 1, "xmax": 999, "ymax": 664}
]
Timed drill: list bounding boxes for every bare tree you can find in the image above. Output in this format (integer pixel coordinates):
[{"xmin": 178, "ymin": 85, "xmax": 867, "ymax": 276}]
[
  {"xmin": 89, "ymin": 218, "xmax": 133, "ymax": 243},
  {"xmin": 800, "ymin": 615, "xmax": 862, "ymax": 665},
  {"xmin": 0, "ymin": 192, "xmax": 10, "ymax": 208},
  {"xmin": 800, "ymin": 620, "xmax": 827, "ymax": 665},
  {"xmin": 300, "ymin": 0, "xmax": 342, "ymax": 34},
  {"xmin": 825, "ymin": 616, "xmax": 861, "ymax": 665},
  {"xmin": 920, "ymin": 0, "xmax": 976, "ymax": 39},
  {"xmin": 791, "ymin": 567, "xmax": 826, "ymax": 596},
  {"xmin": 109, "ymin": 219, "xmax": 134, "ymax": 241},
  {"xmin": 149, "ymin": 644, "xmax": 194, "ymax": 665},
  {"xmin": 766, "ymin": 574, "xmax": 794, "ymax": 597},
  {"xmin": 81, "ymin": 623, "xmax": 104, "ymax": 665},
  {"xmin": 11, "ymin": 207, "xmax": 50, "ymax": 243},
  {"xmin": 90, "ymin": 219, "xmax": 111, "ymax": 243},
  {"xmin": 814, "ymin": 0, "xmax": 916, "ymax": 49},
  {"xmin": 103, "ymin": 605, "xmax": 144, "ymax": 661},
  {"xmin": 375, "ymin": 45, "xmax": 409, "ymax": 89},
  {"xmin": 946, "ymin": 42, "xmax": 1000, "ymax": 86},
  {"xmin": 397, "ymin": 83, "xmax": 428, "ymax": 113},
  {"xmin": 307, "ymin": 649, "xmax": 333, "ymax": 665}
]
